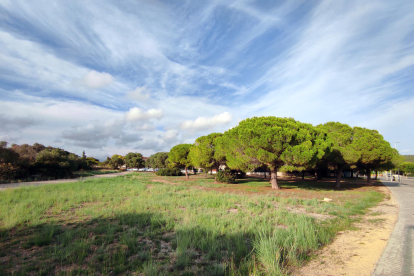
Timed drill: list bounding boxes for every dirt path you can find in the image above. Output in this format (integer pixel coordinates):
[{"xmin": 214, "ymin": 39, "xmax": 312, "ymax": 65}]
[
  {"xmin": 296, "ymin": 186, "xmax": 399, "ymax": 276},
  {"xmin": 0, "ymin": 171, "xmax": 131, "ymax": 190}
]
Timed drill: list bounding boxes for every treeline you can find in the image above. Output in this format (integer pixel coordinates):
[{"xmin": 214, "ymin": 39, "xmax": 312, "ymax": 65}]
[
  {"xmin": 0, "ymin": 142, "xmax": 99, "ymax": 182},
  {"xmin": 164, "ymin": 117, "xmax": 404, "ymax": 188},
  {"xmin": 403, "ymin": 155, "xmax": 414, "ymax": 163}
]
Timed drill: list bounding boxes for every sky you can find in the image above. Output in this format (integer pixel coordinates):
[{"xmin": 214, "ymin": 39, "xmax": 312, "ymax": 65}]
[{"xmin": 0, "ymin": 0, "xmax": 413, "ymax": 160}]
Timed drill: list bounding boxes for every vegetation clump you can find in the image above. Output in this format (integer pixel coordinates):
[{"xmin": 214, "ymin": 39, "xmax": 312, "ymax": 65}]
[
  {"xmin": 156, "ymin": 168, "xmax": 182, "ymax": 176},
  {"xmin": 215, "ymin": 168, "xmax": 236, "ymax": 183}
]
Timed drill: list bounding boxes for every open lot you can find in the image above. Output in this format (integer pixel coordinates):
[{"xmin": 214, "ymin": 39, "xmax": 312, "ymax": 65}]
[{"xmin": 0, "ymin": 173, "xmax": 385, "ymax": 275}]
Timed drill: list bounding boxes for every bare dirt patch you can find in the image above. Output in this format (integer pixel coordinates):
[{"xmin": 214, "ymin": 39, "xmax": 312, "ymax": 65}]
[{"xmin": 295, "ymin": 185, "xmax": 398, "ymax": 276}]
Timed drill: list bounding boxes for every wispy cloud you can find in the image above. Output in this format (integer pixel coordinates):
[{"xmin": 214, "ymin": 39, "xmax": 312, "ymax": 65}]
[
  {"xmin": 181, "ymin": 112, "xmax": 232, "ymax": 131},
  {"xmin": 125, "ymin": 107, "xmax": 163, "ymax": 122},
  {"xmin": 82, "ymin": 70, "xmax": 113, "ymax": 89},
  {"xmin": 0, "ymin": 0, "xmax": 413, "ymax": 156}
]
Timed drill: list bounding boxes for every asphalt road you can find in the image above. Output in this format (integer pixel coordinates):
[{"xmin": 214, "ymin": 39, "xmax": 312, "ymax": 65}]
[
  {"xmin": 0, "ymin": 171, "xmax": 131, "ymax": 191},
  {"xmin": 373, "ymin": 177, "xmax": 414, "ymax": 275}
]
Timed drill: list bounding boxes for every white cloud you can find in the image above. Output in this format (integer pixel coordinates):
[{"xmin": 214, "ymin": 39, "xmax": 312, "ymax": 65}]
[
  {"xmin": 180, "ymin": 112, "xmax": 232, "ymax": 130},
  {"xmin": 125, "ymin": 107, "xmax": 163, "ymax": 121},
  {"xmin": 135, "ymin": 123, "xmax": 156, "ymax": 131},
  {"xmin": 126, "ymin": 86, "xmax": 150, "ymax": 101},
  {"xmin": 82, "ymin": 70, "xmax": 113, "ymax": 89},
  {"xmin": 163, "ymin": 129, "xmax": 178, "ymax": 143}
]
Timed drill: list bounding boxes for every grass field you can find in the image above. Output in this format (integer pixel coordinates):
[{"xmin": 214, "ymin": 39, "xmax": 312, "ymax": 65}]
[
  {"xmin": 0, "ymin": 173, "xmax": 384, "ymax": 275},
  {"xmin": 73, "ymin": 170, "xmax": 120, "ymax": 178}
]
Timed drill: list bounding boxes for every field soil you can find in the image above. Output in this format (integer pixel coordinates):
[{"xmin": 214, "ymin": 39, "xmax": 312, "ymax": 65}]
[{"xmin": 296, "ymin": 185, "xmax": 399, "ymax": 276}]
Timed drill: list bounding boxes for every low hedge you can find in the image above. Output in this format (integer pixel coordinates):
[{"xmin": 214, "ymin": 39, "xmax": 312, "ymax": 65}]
[{"xmin": 156, "ymin": 168, "xmax": 183, "ymax": 176}]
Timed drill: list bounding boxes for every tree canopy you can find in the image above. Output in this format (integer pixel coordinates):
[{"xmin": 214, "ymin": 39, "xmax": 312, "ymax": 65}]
[
  {"xmin": 147, "ymin": 152, "xmax": 169, "ymax": 169},
  {"xmin": 125, "ymin": 152, "xmax": 145, "ymax": 169},
  {"xmin": 400, "ymin": 162, "xmax": 414, "ymax": 175},
  {"xmin": 216, "ymin": 117, "xmax": 327, "ymax": 189},
  {"xmin": 352, "ymin": 127, "xmax": 395, "ymax": 183},
  {"xmin": 168, "ymin": 144, "xmax": 192, "ymax": 178},
  {"xmin": 109, "ymin": 154, "xmax": 124, "ymax": 169},
  {"xmin": 318, "ymin": 122, "xmax": 360, "ymax": 187},
  {"xmin": 189, "ymin": 133, "xmax": 223, "ymax": 174}
]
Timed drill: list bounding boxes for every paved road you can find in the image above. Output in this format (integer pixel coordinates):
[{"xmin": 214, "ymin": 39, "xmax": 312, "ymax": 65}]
[
  {"xmin": 0, "ymin": 171, "xmax": 131, "ymax": 190},
  {"xmin": 373, "ymin": 177, "xmax": 414, "ymax": 276}
]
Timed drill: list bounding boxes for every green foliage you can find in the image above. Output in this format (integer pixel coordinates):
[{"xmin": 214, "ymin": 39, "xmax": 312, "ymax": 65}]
[
  {"xmin": 155, "ymin": 168, "xmax": 183, "ymax": 176},
  {"xmin": 125, "ymin": 152, "xmax": 145, "ymax": 169},
  {"xmin": 35, "ymin": 148, "xmax": 80, "ymax": 178},
  {"xmin": 147, "ymin": 152, "xmax": 169, "ymax": 168},
  {"xmin": 318, "ymin": 122, "xmax": 360, "ymax": 167},
  {"xmin": 216, "ymin": 117, "xmax": 327, "ymax": 172},
  {"xmin": 0, "ymin": 141, "xmax": 20, "ymax": 164},
  {"xmin": 86, "ymin": 157, "xmax": 99, "ymax": 167},
  {"xmin": 10, "ymin": 142, "xmax": 46, "ymax": 163},
  {"xmin": 400, "ymin": 162, "xmax": 414, "ymax": 175},
  {"xmin": 109, "ymin": 154, "xmax": 125, "ymax": 169},
  {"xmin": 352, "ymin": 127, "xmax": 394, "ymax": 171},
  {"xmin": 403, "ymin": 155, "xmax": 414, "ymax": 162},
  {"xmin": 215, "ymin": 168, "xmax": 236, "ymax": 183},
  {"xmin": 168, "ymin": 144, "xmax": 192, "ymax": 169},
  {"xmin": 189, "ymin": 133, "xmax": 223, "ymax": 172},
  {"xmin": 0, "ymin": 163, "xmax": 20, "ymax": 182}
]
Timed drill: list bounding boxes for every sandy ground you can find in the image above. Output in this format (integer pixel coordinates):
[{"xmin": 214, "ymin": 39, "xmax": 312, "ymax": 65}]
[{"xmin": 295, "ymin": 186, "xmax": 399, "ymax": 276}]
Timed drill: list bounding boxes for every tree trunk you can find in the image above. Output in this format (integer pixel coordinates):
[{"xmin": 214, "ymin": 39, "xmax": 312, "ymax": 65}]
[
  {"xmin": 205, "ymin": 168, "xmax": 207, "ymax": 177},
  {"xmin": 317, "ymin": 168, "xmax": 323, "ymax": 180},
  {"xmin": 185, "ymin": 167, "xmax": 189, "ymax": 179},
  {"xmin": 375, "ymin": 171, "xmax": 378, "ymax": 180},
  {"xmin": 302, "ymin": 171, "xmax": 305, "ymax": 180},
  {"xmin": 270, "ymin": 168, "xmax": 279, "ymax": 189},
  {"xmin": 367, "ymin": 168, "xmax": 371, "ymax": 184},
  {"xmin": 335, "ymin": 165, "xmax": 343, "ymax": 188},
  {"xmin": 264, "ymin": 171, "xmax": 266, "ymax": 179},
  {"xmin": 350, "ymin": 169, "xmax": 354, "ymax": 178}
]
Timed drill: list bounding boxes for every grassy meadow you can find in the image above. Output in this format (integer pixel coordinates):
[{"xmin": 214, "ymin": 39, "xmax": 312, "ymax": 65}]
[
  {"xmin": 0, "ymin": 173, "xmax": 384, "ymax": 275},
  {"xmin": 73, "ymin": 170, "xmax": 120, "ymax": 178}
]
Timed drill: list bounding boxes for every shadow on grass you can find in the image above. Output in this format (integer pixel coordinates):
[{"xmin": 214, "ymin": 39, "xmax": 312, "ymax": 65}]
[
  {"xmin": 0, "ymin": 208, "xmax": 344, "ymax": 276},
  {"xmin": 0, "ymin": 212, "xmax": 256, "ymax": 276},
  {"xmin": 235, "ymin": 177, "xmax": 382, "ymax": 191}
]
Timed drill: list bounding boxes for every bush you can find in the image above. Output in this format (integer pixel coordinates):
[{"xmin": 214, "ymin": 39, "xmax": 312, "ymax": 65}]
[
  {"xmin": 0, "ymin": 163, "xmax": 20, "ymax": 182},
  {"xmin": 216, "ymin": 169, "xmax": 236, "ymax": 184},
  {"xmin": 156, "ymin": 168, "xmax": 183, "ymax": 176}
]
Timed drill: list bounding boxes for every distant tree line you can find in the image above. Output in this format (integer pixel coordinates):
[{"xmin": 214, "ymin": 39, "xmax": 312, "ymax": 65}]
[
  {"xmin": 0, "ymin": 142, "xmax": 94, "ymax": 182},
  {"xmin": 403, "ymin": 155, "xmax": 414, "ymax": 163},
  {"xmin": 164, "ymin": 117, "xmax": 402, "ymax": 188}
]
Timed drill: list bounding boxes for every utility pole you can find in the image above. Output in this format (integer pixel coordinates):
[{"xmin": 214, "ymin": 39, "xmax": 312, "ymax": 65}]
[{"xmin": 395, "ymin": 142, "xmax": 400, "ymax": 184}]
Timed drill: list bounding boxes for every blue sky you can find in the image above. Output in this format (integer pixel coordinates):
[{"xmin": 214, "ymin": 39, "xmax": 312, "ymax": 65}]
[{"xmin": 1, "ymin": 0, "xmax": 413, "ymax": 160}]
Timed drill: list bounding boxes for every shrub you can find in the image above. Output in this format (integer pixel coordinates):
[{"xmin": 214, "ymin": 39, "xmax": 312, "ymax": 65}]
[
  {"xmin": 156, "ymin": 168, "xmax": 183, "ymax": 176},
  {"xmin": 0, "ymin": 163, "xmax": 20, "ymax": 182},
  {"xmin": 216, "ymin": 169, "xmax": 236, "ymax": 184}
]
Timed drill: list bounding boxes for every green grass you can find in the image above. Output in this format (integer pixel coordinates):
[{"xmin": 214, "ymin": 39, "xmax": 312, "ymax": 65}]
[
  {"xmin": 73, "ymin": 170, "xmax": 120, "ymax": 177},
  {"xmin": 0, "ymin": 173, "xmax": 384, "ymax": 275}
]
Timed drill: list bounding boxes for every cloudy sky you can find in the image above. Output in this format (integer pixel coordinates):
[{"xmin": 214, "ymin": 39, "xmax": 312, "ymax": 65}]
[{"xmin": 1, "ymin": 0, "xmax": 413, "ymax": 160}]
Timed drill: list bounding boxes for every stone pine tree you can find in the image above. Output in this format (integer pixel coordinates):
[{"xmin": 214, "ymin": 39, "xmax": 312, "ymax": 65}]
[
  {"xmin": 189, "ymin": 133, "xmax": 223, "ymax": 176},
  {"xmin": 147, "ymin": 152, "xmax": 169, "ymax": 169},
  {"xmin": 216, "ymin": 117, "xmax": 327, "ymax": 189},
  {"xmin": 318, "ymin": 122, "xmax": 361, "ymax": 188},
  {"xmin": 352, "ymin": 127, "xmax": 394, "ymax": 183},
  {"xmin": 109, "ymin": 154, "xmax": 124, "ymax": 169},
  {"xmin": 168, "ymin": 144, "xmax": 192, "ymax": 179},
  {"xmin": 125, "ymin": 152, "xmax": 145, "ymax": 169}
]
